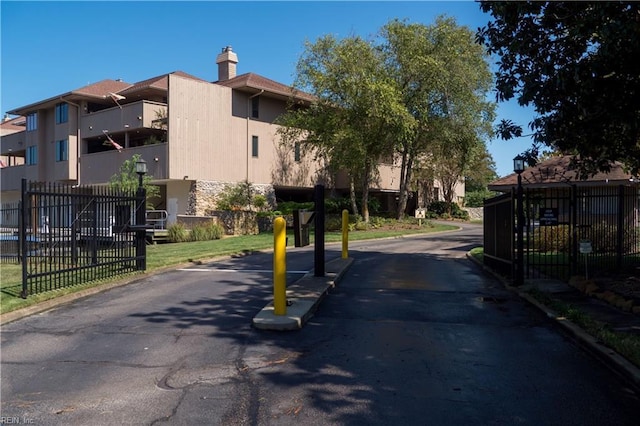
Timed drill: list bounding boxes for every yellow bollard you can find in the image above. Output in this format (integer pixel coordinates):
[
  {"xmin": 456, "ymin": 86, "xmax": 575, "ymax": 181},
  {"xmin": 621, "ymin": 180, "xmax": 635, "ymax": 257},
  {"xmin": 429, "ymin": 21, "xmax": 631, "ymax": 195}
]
[
  {"xmin": 341, "ymin": 209, "xmax": 349, "ymax": 259},
  {"xmin": 273, "ymin": 216, "xmax": 287, "ymax": 315}
]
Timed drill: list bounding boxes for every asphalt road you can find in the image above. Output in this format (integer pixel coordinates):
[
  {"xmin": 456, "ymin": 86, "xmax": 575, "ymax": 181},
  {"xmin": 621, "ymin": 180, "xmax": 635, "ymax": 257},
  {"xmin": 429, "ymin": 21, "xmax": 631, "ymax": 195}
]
[{"xmin": 1, "ymin": 223, "xmax": 639, "ymax": 425}]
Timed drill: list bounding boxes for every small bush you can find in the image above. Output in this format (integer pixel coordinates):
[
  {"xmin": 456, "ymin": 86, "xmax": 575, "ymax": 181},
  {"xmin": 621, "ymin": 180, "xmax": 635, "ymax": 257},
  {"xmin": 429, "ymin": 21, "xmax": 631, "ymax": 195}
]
[
  {"xmin": 205, "ymin": 222, "xmax": 224, "ymax": 240},
  {"xmin": 276, "ymin": 201, "xmax": 314, "ymax": 215},
  {"xmin": 427, "ymin": 201, "xmax": 469, "ymax": 220},
  {"xmin": 532, "ymin": 225, "xmax": 571, "ymax": 252},
  {"xmin": 167, "ymin": 223, "xmax": 189, "ymax": 243},
  {"xmin": 190, "ymin": 224, "xmax": 208, "ymax": 241}
]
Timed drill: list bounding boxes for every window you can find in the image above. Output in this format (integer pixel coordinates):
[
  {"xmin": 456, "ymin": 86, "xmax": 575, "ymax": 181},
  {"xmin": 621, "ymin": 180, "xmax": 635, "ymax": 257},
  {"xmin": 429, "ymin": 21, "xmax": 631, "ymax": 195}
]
[
  {"xmin": 55, "ymin": 139, "xmax": 68, "ymax": 161},
  {"xmin": 252, "ymin": 136, "xmax": 259, "ymax": 157},
  {"xmin": 251, "ymin": 96, "xmax": 259, "ymax": 118},
  {"xmin": 55, "ymin": 103, "xmax": 68, "ymax": 124},
  {"xmin": 294, "ymin": 142, "xmax": 301, "ymax": 162},
  {"xmin": 26, "ymin": 145, "xmax": 38, "ymax": 165},
  {"xmin": 26, "ymin": 113, "xmax": 37, "ymax": 131}
]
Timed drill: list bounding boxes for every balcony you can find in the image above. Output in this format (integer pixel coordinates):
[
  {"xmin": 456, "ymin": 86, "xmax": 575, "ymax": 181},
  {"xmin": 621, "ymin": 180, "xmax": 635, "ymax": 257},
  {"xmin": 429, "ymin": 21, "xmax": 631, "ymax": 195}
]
[
  {"xmin": 0, "ymin": 131, "xmax": 26, "ymax": 155},
  {"xmin": 80, "ymin": 144, "xmax": 168, "ymax": 185},
  {"xmin": 0, "ymin": 164, "xmax": 26, "ymax": 192},
  {"xmin": 80, "ymin": 101, "xmax": 167, "ymax": 139}
]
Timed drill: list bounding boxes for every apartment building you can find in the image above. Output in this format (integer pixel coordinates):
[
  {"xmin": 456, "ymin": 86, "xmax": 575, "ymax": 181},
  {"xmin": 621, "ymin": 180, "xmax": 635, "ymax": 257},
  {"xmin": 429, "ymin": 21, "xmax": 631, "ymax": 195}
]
[{"xmin": 1, "ymin": 46, "xmax": 462, "ymax": 223}]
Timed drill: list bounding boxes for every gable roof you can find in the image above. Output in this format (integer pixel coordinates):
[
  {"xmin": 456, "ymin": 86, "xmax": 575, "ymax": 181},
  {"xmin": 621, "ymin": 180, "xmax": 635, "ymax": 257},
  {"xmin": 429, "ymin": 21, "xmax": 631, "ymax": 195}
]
[
  {"xmin": 215, "ymin": 72, "xmax": 315, "ymax": 102},
  {"xmin": 119, "ymin": 71, "xmax": 207, "ymax": 96},
  {"xmin": 0, "ymin": 115, "xmax": 26, "ymax": 135},
  {"xmin": 488, "ymin": 155, "xmax": 635, "ymax": 192},
  {"xmin": 8, "ymin": 79, "xmax": 132, "ymax": 115}
]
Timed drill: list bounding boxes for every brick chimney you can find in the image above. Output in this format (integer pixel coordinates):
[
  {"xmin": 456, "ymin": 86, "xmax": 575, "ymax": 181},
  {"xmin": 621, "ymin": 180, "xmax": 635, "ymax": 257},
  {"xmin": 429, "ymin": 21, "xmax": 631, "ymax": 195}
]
[{"xmin": 216, "ymin": 46, "xmax": 238, "ymax": 81}]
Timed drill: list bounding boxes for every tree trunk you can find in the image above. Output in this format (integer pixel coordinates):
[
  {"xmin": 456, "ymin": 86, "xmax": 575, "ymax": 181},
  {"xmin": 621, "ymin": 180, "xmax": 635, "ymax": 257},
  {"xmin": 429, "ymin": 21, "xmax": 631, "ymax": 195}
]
[
  {"xmin": 349, "ymin": 178, "xmax": 358, "ymax": 216},
  {"xmin": 396, "ymin": 155, "xmax": 414, "ymax": 219}
]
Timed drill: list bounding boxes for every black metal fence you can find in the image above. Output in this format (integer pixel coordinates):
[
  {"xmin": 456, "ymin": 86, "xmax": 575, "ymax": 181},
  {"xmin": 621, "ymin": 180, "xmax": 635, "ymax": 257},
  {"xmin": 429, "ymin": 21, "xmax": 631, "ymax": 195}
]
[
  {"xmin": 0, "ymin": 179, "xmax": 147, "ymax": 298},
  {"xmin": 484, "ymin": 183, "xmax": 640, "ymax": 283},
  {"xmin": 0, "ymin": 201, "xmax": 21, "ymax": 263},
  {"xmin": 483, "ymin": 192, "xmax": 514, "ymax": 278}
]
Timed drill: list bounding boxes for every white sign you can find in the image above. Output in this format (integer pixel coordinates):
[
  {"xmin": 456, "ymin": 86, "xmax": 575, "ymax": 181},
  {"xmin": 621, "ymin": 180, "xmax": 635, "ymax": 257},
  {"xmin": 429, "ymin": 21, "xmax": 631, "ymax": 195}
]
[
  {"xmin": 415, "ymin": 208, "xmax": 426, "ymax": 219},
  {"xmin": 579, "ymin": 240, "xmax": 592, "ymax": 254}
]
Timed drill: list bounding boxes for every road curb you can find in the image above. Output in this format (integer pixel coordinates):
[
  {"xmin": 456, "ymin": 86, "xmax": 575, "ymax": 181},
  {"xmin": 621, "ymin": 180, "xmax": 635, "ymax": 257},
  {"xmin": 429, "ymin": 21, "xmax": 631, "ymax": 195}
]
[
  {"xmin": 466, "ymin": 251, "xmax": 640, "ymax": 393},
  {"xmin": 252, "ymin": 257, "xmax": 354, "ymax": 331}
]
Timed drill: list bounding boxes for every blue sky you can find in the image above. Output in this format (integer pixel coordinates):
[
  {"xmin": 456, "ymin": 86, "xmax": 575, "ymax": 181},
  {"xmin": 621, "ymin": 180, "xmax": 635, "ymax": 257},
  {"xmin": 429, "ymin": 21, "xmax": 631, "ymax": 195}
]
[{"xmin": 1, "ymin": 0, "xmax": 535, "ymax": 177}]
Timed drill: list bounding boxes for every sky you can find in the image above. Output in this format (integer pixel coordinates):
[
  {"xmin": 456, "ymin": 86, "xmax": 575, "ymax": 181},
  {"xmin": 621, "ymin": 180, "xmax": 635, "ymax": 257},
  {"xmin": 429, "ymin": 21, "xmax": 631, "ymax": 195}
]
[{"xmin": 0, "ymin": 0, "xmax": 536, "ymax": 177}]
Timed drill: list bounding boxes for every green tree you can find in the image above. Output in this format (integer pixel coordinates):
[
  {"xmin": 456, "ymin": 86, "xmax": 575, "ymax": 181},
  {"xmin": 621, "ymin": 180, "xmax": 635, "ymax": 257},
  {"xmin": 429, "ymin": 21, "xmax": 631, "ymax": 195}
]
[
  {"xmin": 381, "ymin": 17, "xmax": 495, "ymax": 218},
  {"xmin": 109, "ymin": 154, "xmax": 160, "ymax": 208},
  {"xmin": 278, "ymin": 35, "xmax": 411, "ymax": 222},
  {"xmin": 477, "ymin": 1, "xmax": 640, "ymax": 176}
]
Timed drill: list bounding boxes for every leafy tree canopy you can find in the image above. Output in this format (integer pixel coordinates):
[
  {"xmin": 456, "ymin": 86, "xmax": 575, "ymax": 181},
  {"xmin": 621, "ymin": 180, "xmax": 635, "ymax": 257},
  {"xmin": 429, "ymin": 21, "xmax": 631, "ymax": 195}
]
[
  {"xmin": 477, "ymin": 1, "xmax": 640, "ymax": 176},
  {"xmin": 109, "ymin": 154, "xmax": 160, "ymax": 207}
]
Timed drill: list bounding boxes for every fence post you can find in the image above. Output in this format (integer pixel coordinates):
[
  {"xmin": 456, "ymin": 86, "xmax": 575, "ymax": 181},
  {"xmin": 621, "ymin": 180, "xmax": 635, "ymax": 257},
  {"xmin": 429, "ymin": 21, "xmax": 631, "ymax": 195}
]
[
  {"xmin": 135, "ymin": 187, "xmax": 147, "ymax": 271},
  {"xmin": 314, "ymin": 184, "xmax": 325, "ymax": 277},
  {"xmin": 20, "ymin": 179, "xmax": 28, "ymax": 298},
  {"xmin": 617, "ymin": 184, "xmax": 625, "ymax": 269},
  {"xmin": 571, "ymin": 185, "xmax": 578, "ymax": 277}
]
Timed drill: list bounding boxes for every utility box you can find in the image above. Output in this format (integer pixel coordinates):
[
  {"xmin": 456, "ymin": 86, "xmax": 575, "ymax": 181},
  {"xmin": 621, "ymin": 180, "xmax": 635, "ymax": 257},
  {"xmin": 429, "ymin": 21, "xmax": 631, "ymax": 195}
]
[{"xmin": 293, "ymin": 209, "xmax": 315, "ymax": 247}]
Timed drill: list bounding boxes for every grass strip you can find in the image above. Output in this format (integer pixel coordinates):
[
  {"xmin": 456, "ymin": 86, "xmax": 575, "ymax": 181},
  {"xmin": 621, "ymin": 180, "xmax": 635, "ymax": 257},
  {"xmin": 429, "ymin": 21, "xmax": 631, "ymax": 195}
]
[{"xmin": 1, "ymin": 222, "xmax": 457, "ymax": 315}]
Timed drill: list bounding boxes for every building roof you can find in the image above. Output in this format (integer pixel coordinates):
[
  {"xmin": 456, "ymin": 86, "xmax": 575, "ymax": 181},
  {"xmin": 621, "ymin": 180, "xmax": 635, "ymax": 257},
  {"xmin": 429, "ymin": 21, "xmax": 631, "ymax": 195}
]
[
  {"xmin": 0, "ymin": 115, "xmax": 26, "ymax": 135},
  {"xmin": 215, "ymin": 72, "xmax": 315, "ymax": 103},
  {"xmin": 488, "ymin": 155, "xmax": 636, "ymax": 192},
  {"xmin": 8, "ymin": 79, "xmax": 132, "ymax": 115},
  {"xmin": 119, "ymin": 71, "xmax": 207, "ymax": 96}
]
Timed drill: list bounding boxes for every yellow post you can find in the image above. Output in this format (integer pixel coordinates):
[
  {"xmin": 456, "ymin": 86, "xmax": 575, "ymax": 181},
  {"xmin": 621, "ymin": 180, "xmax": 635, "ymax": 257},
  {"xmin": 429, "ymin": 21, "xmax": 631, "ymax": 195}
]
[
  {"xmin": 273, "ymin": 216, "xmax": 287, "ymax": 315},
  {"xmin": 341, "ymin": 209, "xmax": 349, "ymax": 259}
]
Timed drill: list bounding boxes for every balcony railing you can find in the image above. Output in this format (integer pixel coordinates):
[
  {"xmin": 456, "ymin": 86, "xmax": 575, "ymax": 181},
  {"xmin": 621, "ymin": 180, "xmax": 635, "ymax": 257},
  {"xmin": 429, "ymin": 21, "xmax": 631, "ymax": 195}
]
[
  {"xmin": 80, "ymin": 101, "xmax": 167, "ymax": 139},
  {"xmin": 0, "ymin": 164, "xmax": 26, "ymax": 192},
  {"xmin": 80, "ymin": 144, "xmax": 168, "ymax": 185}
]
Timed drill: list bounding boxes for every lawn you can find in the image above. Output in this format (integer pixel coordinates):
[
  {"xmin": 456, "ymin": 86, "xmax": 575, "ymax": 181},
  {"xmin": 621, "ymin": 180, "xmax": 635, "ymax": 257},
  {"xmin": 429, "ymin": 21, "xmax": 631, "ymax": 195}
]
[{"xmin": 0, "ymin": 222, "xmax": 457, "ymax": 315}]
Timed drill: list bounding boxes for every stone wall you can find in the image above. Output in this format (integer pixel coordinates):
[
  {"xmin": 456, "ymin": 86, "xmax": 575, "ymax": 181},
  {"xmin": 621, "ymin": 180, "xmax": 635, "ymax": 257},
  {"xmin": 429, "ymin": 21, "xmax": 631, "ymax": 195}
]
[
  {"xmin": 464, "ymin": 207, "xmax": 484, "ymax": 221},
  {"xmin": 186, "ymin": 180, "xmax": 276, "ymax": 216}
]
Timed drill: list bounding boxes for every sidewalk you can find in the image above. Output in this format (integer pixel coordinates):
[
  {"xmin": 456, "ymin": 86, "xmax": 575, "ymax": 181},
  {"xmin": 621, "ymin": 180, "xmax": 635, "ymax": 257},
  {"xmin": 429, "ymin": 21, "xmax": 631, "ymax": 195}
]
[{"xmin": 468, "ymin": 254, "xmax": 640, "ymax": 393}]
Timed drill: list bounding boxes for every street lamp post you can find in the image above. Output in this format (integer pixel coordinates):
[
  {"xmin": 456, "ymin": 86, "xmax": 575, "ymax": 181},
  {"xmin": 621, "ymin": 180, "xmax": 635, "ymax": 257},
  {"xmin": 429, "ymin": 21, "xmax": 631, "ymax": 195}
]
[
  {"xmin": 514, "ymin": 155, "xmax": 525, "ymax": 286},
  {"xmin": 135, "ymin": 158, "xmax": 147, "ymax": 270}
]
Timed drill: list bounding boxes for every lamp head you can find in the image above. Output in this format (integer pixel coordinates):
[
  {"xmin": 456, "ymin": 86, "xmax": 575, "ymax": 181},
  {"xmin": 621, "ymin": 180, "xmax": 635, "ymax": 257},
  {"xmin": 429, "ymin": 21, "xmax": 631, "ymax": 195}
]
[
  {"xmin": 135, "ymin": 158, "xmax": 147, "ymax": 176},
  {"xmin": 513, "ymin": 155, "xmax": 525, "ymax": 174}
]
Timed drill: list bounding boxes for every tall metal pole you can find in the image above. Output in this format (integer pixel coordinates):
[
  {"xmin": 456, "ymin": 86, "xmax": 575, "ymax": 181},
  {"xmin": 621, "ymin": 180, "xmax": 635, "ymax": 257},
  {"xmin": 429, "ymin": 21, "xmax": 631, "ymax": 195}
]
[
  {"xmin": 135, "ymin": 184, "xmax": 147, "ymax": 271},
  {"xmin": 314, "ymin": 184, "xmax": 325, "ymax": 277},
  {"xmin": 516, "ymin": 173, "xmax": 524, "ymax": 286}
]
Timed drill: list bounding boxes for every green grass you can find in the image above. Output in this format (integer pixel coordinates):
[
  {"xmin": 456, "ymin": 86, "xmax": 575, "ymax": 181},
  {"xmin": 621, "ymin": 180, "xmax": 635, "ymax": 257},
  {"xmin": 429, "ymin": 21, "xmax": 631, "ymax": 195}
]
[{"xmin": 0, "ymin": 222, "xmax": 457, "ymax": 315}]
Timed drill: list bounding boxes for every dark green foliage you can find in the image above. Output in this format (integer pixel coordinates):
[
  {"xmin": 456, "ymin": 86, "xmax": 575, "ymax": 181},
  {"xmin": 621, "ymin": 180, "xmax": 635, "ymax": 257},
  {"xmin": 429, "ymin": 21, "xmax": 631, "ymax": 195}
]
[
  {"xmin": 532, "ymin": 225, "xmax": 571, "ymax": 253},
  {"xmin": 478, "ymin": 1, "xmax": 640, "ymax": 176},
  {"xmin": 465, "ymin": 190, "xmax": 497, "ymax": 207},
  {"xmin": 427, "ymin": 201, "xmax": 469, "ymax": 220},
  {"xmin": 276, "ymin": 201, "xmax": 314, "ymax": 215}
]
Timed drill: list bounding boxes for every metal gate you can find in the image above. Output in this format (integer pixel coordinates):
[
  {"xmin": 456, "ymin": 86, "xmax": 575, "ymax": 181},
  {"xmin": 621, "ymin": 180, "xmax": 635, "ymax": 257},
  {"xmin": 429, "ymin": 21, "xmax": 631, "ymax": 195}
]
[
  {"xmin": 17, "ymin": 179, "xmax": 147, "ymax": 298},
  {"xmin": 484, "ymin": 183, "xmax": 640, "ymax": 283}
]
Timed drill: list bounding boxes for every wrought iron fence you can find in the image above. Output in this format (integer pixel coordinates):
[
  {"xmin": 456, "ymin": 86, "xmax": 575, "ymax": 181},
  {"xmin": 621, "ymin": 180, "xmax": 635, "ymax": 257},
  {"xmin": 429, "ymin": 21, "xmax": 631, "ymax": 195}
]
[
  {"xmin": 484, "ymin": 183, "xmax": 640, "ymax": 283},
  {"xmin": 0, "ymin": 179, "xmax": 147, "ymax": 298}
]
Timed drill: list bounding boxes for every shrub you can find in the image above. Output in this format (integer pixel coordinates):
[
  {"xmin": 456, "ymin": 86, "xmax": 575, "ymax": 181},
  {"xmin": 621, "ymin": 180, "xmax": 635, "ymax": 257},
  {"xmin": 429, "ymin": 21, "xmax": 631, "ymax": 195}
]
[
  {"xmin": 531, "ymin": 225, "xmax": 571, "ymax": 253},
  {"xmin": 427, "ymin": 201, "xmax": 469, "ymax": 220},
  {"xmin": 276, "ymin": 201, "xmax": 314, "ymax": 215},
  {"xmin": 190, "ymin": 224, "xmax": 209, "ymax": 241},
  {"xmin": 167, "ymin": 223, "xmax": 189, "ymax": 243},
  {"xmin": 205, "ymin": 222, "xmax": 224, "ymax": 240},
  {"xmin": 465, "ymin": 190, "xmax": 497, "ymax": 208}
]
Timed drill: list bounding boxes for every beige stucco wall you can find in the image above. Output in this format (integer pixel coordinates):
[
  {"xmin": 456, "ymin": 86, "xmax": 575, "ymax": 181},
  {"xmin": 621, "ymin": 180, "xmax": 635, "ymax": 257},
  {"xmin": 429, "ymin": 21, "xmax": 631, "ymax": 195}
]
[{"xmin": 168, "ymin": 74, "xmax": 246, "ymax": 182}]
